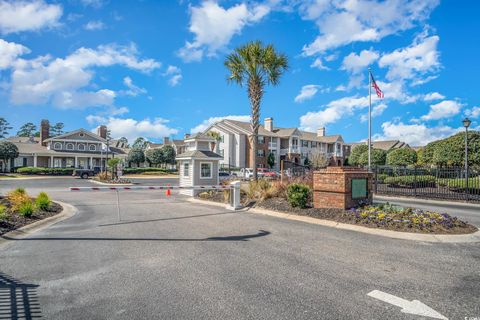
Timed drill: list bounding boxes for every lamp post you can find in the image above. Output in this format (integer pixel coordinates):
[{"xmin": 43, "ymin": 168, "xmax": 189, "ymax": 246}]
[{"xmin": 462, "ymin": 117, "xmax": 471, "ymax": 192}]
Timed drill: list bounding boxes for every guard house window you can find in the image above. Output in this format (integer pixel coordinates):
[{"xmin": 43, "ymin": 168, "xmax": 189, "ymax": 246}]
[
  {"xmin": 257, "ymin": 136, "xmax": 265, "ymax": 144},
  {"xmin": 183, "ymin": 163, "xmax": 189, "ymax": 177},
  {"xmin": 89, "ymin": 144, "xmax": 96, "ymax": 151},
  {"xmin": 78, "ymin": 144, "xmax": 85, "ymax": 151},
  {"xmin": 53, "ymin": 142, "xmax": 62, "ymax": 150},
  {"xmin": 66, "ymin": 143, "xmax": 74, "ymax": 150},
  {"xmin": 200, "ymin": 162, "xmax": 212, "ymax": 179}
]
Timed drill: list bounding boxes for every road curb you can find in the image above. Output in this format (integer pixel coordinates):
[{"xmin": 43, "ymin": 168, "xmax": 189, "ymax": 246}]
[
  {"xmin": 374, "ymin": 195, "xmax": 480, "ymax": 209},
  {"xmin": 0, "ymin": 200, "xmax": 77, "ymax": 246},
  {"xmin": 249, "ymin": 207, "xmax": 480, "ymax": 243}
]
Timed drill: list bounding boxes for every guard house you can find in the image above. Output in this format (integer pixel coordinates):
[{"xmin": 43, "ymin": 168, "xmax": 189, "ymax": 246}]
[{"xmin": 176, "ymin": 133, "xmax": 222, "ymax": 196}]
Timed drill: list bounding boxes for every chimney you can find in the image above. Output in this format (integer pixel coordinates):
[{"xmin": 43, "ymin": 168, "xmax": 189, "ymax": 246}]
[
  {"xmin": 97, "ymin": 125, "xmax": 107, "ymax": 139},
  {"xmin": 184, "ymin": 133, "xmax": 191, "ymax": 140},
  {"xmin": 317, "ymin": 127, "xmax": 325, "ymax": 137},
  {"xmin": 40, "ymin": 119, "xmax": 50, "ymax": 146},
  {"xmin": 265, "ymin": 117, "xmax": 273, "ymax": 132},
  {"xmin": 164, "ymin": 137, "xmax": 170, "ymax": 144}
]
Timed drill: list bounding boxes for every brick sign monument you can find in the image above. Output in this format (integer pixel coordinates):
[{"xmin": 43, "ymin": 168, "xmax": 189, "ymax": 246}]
[{"xmin": 313, "ymin": 167, "xmax": 373, "ymax": 209}]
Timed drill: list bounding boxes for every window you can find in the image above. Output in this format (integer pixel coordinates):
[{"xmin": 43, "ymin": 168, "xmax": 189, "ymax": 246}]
[
  {"xmin": 66, "ymin": 143, "xmax": 74, "ymax": 150},
  {"xmin": 257, "ymin": 136, "xmax": 265, "ymax": 144},
  {"xmin": 312, "ymin": 142, "xmax": 317, "ymax": 148},
  {"xmin": 79, "ymin": 133, "xmax": 85, "ymax": 137},
  {"xmin": 53, "ymin": 142, "xmax": 62, "ymax": 150},
  {"xmin": 221, "ymin": 135, "xmax": 224, "ymax": 143},
  {"xmin": 302, "ymin": 140, "xmax": 309, "ymax": 147},
  {"xmin": 78, "ymin": 144, "xmax": 85, "ymax": 151},
  {"xmin": 183, "ymin": 163, "xmax": 189, "ymax": 177},
  {"xmin": 220, "ymin": 149, "xmax": 224, "ymax": 157},
  {"xmin": 257, "ymin": 149, "xmax": 265, "ymax": 157},
  {"xmin": 200, "ymin": 162, "xmax": 212, "ymax": 179},
  {"xmin": 66, "ymin": 158, "xmax": 74, "ymax": 167},
  {"xmin": 89, "ymin": 144, "xmax": 96, "ymax": 151}
]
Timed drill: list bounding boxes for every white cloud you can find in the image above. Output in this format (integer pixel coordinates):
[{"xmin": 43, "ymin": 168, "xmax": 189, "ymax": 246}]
[
  {"xmin": 178, "ymin": 1, "xmax": 270, "ymax": 62},
  {"xmin": 9, "ymin": 43, "xmax": 160, "ymax": 108},
  {"xmin": 423, "ymin": 92, "xmax": 444, "ymax": 101},
  {"xmin": 86, "ymin": 116, "xmax": 178, "ymax": 141},
  {"xmin": 0, "ymin": 0, "xmax": 62, "ymax": 34},
  {"xmin": 0, "ymin": 39, "xmax": 30, "ymax": 69},
  {"xmin": 466, "ymin": 106, "xmax": 480, "ymax": 119},
  {"xmin": 341, "ymin": 49, "xmax": 379, "ymax": 74},
  {"xmin": 84, "ymin": 20, "xmax": 105, "ymax": 31},
  {"xmin": 80, "ymin": 0, "xmax": 105, "ymax": 8},
  {"xmin": 360, "ymin": 103, "xmax": 387, "ymax": 122},
  {"xmin": 379, "ymin": 33, "xmax": 440, "ymax": 81},
  {"xmin": 374, "ymin": 121, "xmax": 459, "ymax": 146},
  {"xmin": 301, "ymin": 0, "xmax": 439, "ymax": 55},
  {"xmin": 191, "ymin": 115, "xmax": 250, "ymax": 133},
  {"xmin": 122, "ymin": 76, "xmax": 146, "ymax": 97},
  {"xmin": 310, "ymin": 57, "xmax": 329, "ymax": 70},
  {"xmin": 294, "ymin": 85, "xmax": 321, "ymax": 103},
  {"xmin": 162, "ymin": 65, "xmax": 182, "ymax": 87},
  {"xmin": 421, "ymin": 100, "xmax": 463, "ymax": 121}
]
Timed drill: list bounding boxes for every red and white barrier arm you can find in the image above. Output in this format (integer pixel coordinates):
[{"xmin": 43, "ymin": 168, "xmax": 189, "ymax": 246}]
[{"xmin": 69, "ymin": 185, "xmax": 233, "ymax": 191}]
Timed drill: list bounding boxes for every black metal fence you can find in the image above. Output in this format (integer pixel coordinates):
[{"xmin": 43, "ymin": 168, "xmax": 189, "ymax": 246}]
[
  {"xmin": 282, "ymin": 160, "xmax": 309, "ymax": 178},
  {"xmin": 373, "ymin": 165, "xmax": 480, "ymax": 202}
]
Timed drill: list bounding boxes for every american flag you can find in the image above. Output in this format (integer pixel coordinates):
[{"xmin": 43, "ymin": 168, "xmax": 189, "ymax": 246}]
[{"xmin": 370, "ymin": 72, "xmax": 384, "ymax": 99}]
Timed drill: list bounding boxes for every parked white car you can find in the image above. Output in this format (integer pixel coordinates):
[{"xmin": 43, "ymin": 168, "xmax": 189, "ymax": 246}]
[{"xmin": 233, "ymin": 168, "xmax": 254, "ymax": 180}]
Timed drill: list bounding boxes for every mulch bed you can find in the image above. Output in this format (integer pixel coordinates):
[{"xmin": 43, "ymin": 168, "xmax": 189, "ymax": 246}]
[
  {"xmin": 256, "ymin": 197, "xmax": 478, "ymax": 235},
  {"xmin": 0, "ymin": 197, "xmax": 62, "ymax": 236}
]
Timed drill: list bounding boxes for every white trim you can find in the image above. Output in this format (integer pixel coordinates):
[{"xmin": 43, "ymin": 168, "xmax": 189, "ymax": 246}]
[
  {"xmin": 78, "ymin": 143, "xmax": 86, "ymax": 151},
  {"xmin": 199, "ymin": 162, "xmax": 213, "ymax": 179},
  {"xmin": 66, "ymin": 143, "xmax": 74, "ymax": 150},
  {"xmin": 53, "ymin": 142, "xmax": 62, "ymax": 150},
  {"xmin": 183, "ymin": 162, "xmax": 190, "ymax": 177},
  {"xmin": 89, "ymin": 144, "xmax": 96, "ymax": 151}
]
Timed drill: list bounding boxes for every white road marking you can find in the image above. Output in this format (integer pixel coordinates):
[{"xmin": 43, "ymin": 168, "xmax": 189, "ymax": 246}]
[{"xmin": 367, "ymin": 290, "xmax": 448, "ymax": 320}]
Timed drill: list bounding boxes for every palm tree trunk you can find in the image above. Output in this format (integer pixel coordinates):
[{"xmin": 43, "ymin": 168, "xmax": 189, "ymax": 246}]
[{"xmin": 248, "ymin": 78, "xmax": 263, "ymax": 181}]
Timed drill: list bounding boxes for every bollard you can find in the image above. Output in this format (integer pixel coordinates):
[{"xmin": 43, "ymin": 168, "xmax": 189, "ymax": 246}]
[{"xmin": 228, "ymin": 181, "xmax": 242, "ymax": 210}]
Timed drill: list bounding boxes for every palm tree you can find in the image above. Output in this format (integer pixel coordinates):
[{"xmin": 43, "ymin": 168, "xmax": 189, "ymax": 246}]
[{"xmin": 224, "ymin": 41, "xmax": 288, "ymax": 180}]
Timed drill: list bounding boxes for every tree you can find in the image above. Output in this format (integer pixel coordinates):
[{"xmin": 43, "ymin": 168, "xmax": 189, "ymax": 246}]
[
  {"xmin": 0, "ymin": 118, "xmax": 12, "ymax": 138},
  {"xmin": 416, "ymin": 148, "xmax": 425, "ymax": 165},
  {"xmin": 225, "ymin": 41, "xmax": 288, "ymax": 180},
  {"xmin": 358, "ymin": 149, "xmax": 386, "ymax": 166},
  {"xmin": 303, "ymin": 156, "xmax": 310, "ymax": 167},
  {"xmin": 309, "ymin": 150, "xmax": 329, "ymax": 169},
  {"xmin": 267, "ymin": 152, "xmax": 275, "ymax": 168},
  {"xmin": 430, "ymin": 131, "xmax": 480, "ymax": 167},
  {"xmin": 0, "ymin": 141, "xmax": 19, "ymax": 172},
  {"xmin": 118, "ymin": 137, "xmax": 129, "ymax": 147},
  {"xmin": 386, "ymin": 148, "xmax": 417, "ymax": 166},
  {"xmin": 127, "ymin": 149, "xmax": 145, "ymax": 167},
  {"xmin": 349, "ymin": 144, "xmax": 368, "ymax": 166},
  {"xmin": 17, "ymin": 123, "xmax": 37, "ymax": 137},
  {"xmin": 145, "ymin": 148, "xmax": 164, "ymax": 167},
  {"xmin": 161, "ymin": 145, "xmax": 176, "ymax": 166},
  {"xmin": 107, "ymin": 158, "xmax": 121, "ymax": 179},
  {"xmin": 51, "ymin": 122, "xmax": 65, "ymax": 136},
  {"xmin": 132, "ymin": 137, "xmax": 148, "ymax": 150}
]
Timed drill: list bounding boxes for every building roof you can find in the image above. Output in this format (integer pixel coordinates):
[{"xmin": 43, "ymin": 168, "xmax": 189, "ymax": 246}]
[
  {"xmin": 348, "ymin": 140, "xmax": 410, "ymax": 151},
  {"xmin": 299, "ymin": 131, "xmax": 343, "ymax": 143},
  {"xmin": 184, "ymin": 133, "xmax": 216, "ymax": 142},
  {"xmin": 176, "ymin": 150, "xmax": 223, "ymax": 159}
]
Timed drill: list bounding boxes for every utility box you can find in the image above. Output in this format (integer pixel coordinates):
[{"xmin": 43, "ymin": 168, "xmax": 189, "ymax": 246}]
[
  {"xmin": 176, "ymin": 133, "xmax": 222, "ymax": 196},
  {"xmin": 313, "ymin": 167, "xmax": 373, "ymax": 209}
]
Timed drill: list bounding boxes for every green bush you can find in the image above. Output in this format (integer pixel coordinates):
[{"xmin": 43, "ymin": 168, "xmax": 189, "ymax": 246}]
[
  {"xmin": 18, "ymin": 201, "xmax": 35, "ymax": 217},
  {"xmin": 35, "ymin": 192, "xmax": 51, "ymax": 211},
  {"xmin": 386, "ymin": 148, "xmax": 417, "ymax": 166},
  {"xmin": 287, "ymin": 183, "xmax": 311, "ymax": 208},
  {"xmin": 384, "ymin": 175, "xmax": 436, "ymax": 187},
  {"xmin": 375, "ymin": 173, "xmax": 388, "ymax": 183},
  {"xmin": 123, "ymin": 167, "xmax": 176, "ymax": 174},
  {"xmin": 16, "ymin": 167, "xmax": 74, "ymax": 175},
  {"xmin": 438, "ymin": 178, "xmax": 480, "ymax": 191},
  {"xmin": 0, "ymin": 204, "xmax": 8, "ymax": 220}
]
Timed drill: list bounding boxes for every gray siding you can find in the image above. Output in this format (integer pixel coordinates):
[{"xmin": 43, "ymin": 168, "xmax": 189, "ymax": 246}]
[{"xmin": 193, "ymin": 161, "xmax": 219, "ymax": 186}]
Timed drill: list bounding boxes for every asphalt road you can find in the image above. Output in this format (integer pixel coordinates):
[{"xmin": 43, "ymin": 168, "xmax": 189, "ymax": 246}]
[{"xmin": 0, "ymin": 177, "xmax": 479, "ymax": 320}]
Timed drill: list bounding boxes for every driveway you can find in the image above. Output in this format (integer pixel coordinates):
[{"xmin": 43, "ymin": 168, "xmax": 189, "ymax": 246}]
[{"xmin": 0, "ymin": 178, "xmax": 479, "ymax": 319}]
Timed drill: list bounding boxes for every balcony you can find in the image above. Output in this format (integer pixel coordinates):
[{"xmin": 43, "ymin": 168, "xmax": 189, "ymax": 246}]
[
  {"xmin": 289, "ymin": 147, "xmax": 300, "ymax": 154},
  {"xmin": 268, "ymin": 142, "xmax": 278, "ymax": 149}
]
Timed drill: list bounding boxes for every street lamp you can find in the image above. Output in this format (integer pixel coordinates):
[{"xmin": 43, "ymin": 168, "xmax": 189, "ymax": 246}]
[{"xmin": 462, "ymin": 117, "xmax": 471, "ymax": 192}]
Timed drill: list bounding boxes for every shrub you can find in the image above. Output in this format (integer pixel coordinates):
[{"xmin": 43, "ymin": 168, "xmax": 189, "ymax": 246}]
[
  {"xmin": 247, "ymin": 179, "xmax": 275, "ymax": 201},
  {"xmin": 35, "ymin": 192, "xmax": 51, "ymax": 211},
  {"xmin": 16, "ymin": 167, "xmax": 74, "ymax": 175},
  {"xmin": 0, "ymin": 204, "xmax": 8, "ymax": 220},
  {"xmin": 384, "ymin": 175, "xmax": 436, "ymax": 187},
  {"xmin": 7, "ymin": 188, "xmax": 31, "ymax": 211},
  {"xmin": 123, "ymin": 167, "xmax": 175, "ymax": 174},
  {"xmin": 386, "ymin": 148, "xmax": 417, "ymax": 166},
  {"xmin": 287, "ymin": 183, "xmax": 311, "ymax": 208},
  {"xmin": 18, "ymin": 200, "xmax": 35, "ymax": 217},
  {"xmin": 375, "ymin": 173, "xmax": 388, "ymax": 183},
  {"xmin": 437, "ymin": 178, "xmax": 480, "ymax": 191}
]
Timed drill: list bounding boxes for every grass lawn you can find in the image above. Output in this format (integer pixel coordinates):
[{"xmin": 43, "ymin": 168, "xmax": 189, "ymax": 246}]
[{"xmin": 0, "ymin": 175, "xmax": 21, "ymax": 179}]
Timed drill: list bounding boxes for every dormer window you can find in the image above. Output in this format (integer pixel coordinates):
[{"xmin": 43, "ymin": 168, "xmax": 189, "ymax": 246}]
[
  {"xmin": 66, "ymin": 143, "xmax": 74, "ymax": 151},
  {"xmin": 79, "ymin": 133, "xmax": 85, "ymax": 137},
  {"xmin": 78, "ymin": 144, "xmax": 86, "ymax": 151},
  {"xmin": 89, "ymin": 144, "xmax": 96, "ymax": 151},
  {"xmin": 53, "ymin": 142, "xmax": 62, "ymax": 150}
]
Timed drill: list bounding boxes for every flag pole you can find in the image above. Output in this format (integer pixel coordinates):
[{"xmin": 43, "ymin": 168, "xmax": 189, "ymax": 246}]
[{"xmin": 368, "ymin": 67, "xmax": 372, "ymax": 170}]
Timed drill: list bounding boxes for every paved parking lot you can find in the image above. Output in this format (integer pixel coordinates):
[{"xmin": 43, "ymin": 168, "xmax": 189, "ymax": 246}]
[{"xmin": 0, "ymin": 177, "xmax": 479, "ymax": 319}]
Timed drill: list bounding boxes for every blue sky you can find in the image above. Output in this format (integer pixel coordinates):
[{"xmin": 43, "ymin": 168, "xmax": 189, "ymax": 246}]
[{"xmin": 1, "ymin": 0, "xmax": 479, "ymax": 146}]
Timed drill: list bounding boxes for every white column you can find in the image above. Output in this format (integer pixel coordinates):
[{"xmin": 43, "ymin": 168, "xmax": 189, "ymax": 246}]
[
  {"xmin": 74, "ymin": 156, "xmax": 78, "ymax": 168},
  {"xmin": 90, "ymin": 157, "xmax": 93, "ymax": 169},
  {"xmin": 50, "ymin": 156, "xmax": 54, "ymax": 168},
  {"xmin": 33, "ymin": 155, "xmax": 37, "ymax": 167}
]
